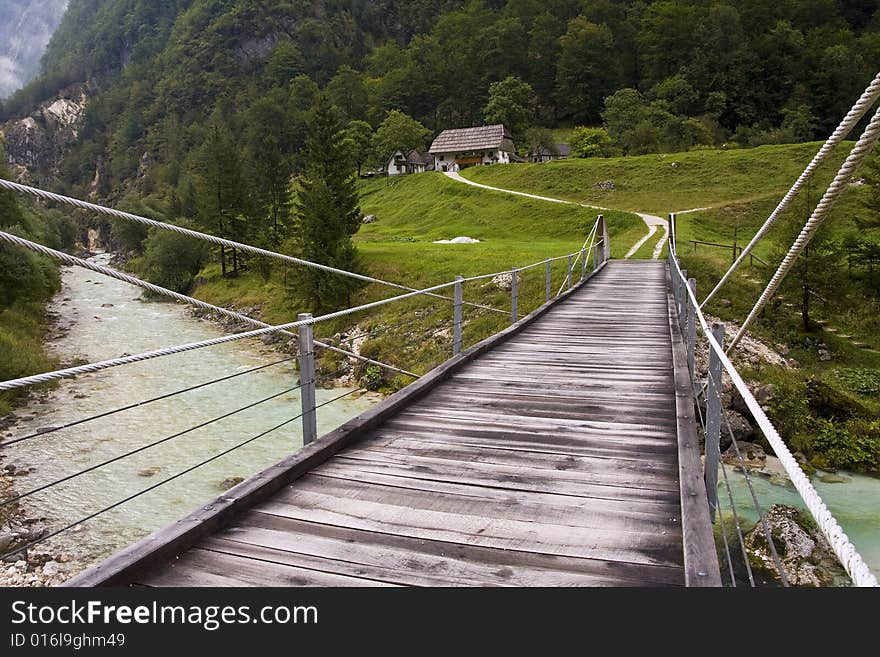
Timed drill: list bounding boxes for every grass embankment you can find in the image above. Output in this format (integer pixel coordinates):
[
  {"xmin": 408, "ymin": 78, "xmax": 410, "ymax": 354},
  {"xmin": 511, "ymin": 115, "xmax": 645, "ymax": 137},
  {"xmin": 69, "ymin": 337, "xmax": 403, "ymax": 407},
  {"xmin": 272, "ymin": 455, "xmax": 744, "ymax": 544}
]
[
  {"xmin": 467, "ymin": 142, "xmax": 880, "ymax": 472},
  {"xmin": 464, "ymin": 142, "xmax": 848, "ymax": 215},
  {"xmin": 194, "ymin": 172, "xmax": 643, "ymax": 388},
  {"xmin": 0, "ymin": 302, "xmax": 57, "ymax": 415}
]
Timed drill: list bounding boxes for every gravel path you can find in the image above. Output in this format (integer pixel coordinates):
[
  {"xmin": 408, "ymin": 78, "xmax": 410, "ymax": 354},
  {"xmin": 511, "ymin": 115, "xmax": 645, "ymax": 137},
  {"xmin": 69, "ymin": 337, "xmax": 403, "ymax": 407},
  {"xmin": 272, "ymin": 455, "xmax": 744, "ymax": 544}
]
[{"xmin": 443, "ymin": 171, "xmax": 669, "ymax": 259}]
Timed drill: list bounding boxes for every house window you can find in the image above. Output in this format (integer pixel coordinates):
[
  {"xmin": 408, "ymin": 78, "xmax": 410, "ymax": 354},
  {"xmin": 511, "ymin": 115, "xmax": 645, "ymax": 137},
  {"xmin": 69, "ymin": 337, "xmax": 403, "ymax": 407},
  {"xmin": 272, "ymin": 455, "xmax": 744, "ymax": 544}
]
[{"xmin": 439, "ymin": 156, "xmax": 444, "ymax": 161}]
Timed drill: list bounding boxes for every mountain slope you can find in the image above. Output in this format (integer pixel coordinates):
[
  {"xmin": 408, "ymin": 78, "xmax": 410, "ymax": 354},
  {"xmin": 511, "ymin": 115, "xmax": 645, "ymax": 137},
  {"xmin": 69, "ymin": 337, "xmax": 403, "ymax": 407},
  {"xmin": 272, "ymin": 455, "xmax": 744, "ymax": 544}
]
[{"xmin": 0, "ymin": 0, "xmax": 68, "ymax": 99}]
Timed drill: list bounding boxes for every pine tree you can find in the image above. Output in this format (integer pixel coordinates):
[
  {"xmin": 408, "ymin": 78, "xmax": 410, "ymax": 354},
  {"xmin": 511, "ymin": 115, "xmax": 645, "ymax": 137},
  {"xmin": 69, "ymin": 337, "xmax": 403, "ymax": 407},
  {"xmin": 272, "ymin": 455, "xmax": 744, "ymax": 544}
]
[
  {"xmin": 195, "ymin": 123, "xmax": 246, "ymax": 275},
  {"xmin": 291, "ymin": 95, "xmax": 365, "ymax": 312}
]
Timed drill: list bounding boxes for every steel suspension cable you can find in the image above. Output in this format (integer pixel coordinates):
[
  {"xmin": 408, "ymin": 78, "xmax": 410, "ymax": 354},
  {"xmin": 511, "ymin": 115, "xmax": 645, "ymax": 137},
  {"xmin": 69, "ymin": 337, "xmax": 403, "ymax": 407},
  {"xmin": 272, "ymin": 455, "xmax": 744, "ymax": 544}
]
[
  {"xmin": 701, "ymin": 70, "xmax": 880, "ymax": 308},
  {"xmin": 0, "ymin": 178, "xmax": 500, "ymax": 314},
  {"xmin": 729, "ymin": 103, "xmax": 880, "ymax": 351},
  {"xmin": 0, "ymin": 254, "xmax": 470, "ymax": 391},
  {"xmin": 0, "ymin": 231, "xmax": 418, "ymax": 380},
  {"xmin": 0, "ymin": 357, "xmax": 293, "ymax": 448},
  {"xmin": 695, "ymin": 387, "xmax": 753, "ymax": 586},
  {"xmin": 709, "ymin": 368, "xmax": 789, "ymax": 585},
  {"xmin": 668, "ymin": 250, "xmax": 878, "ymax": 586}
]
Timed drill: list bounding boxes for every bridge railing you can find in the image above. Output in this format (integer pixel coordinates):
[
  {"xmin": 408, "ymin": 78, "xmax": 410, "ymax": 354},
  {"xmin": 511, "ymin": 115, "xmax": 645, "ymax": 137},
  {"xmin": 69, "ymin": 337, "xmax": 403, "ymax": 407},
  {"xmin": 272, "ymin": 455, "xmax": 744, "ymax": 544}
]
[
  {"xmin": 0, "ymin": 181, "xmax": 609, "ymax": 571},
  {"xmin": 667, "ymin": 212, "xmax": 877, "ymax": 587}
]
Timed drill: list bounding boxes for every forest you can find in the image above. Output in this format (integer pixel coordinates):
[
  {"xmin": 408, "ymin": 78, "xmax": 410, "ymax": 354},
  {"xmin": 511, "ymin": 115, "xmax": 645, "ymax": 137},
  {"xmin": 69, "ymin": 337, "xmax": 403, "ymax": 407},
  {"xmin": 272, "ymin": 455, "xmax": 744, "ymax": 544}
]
[{"xmin": 2, "ymin": 0, "xmax": 879, "ymax": 188}]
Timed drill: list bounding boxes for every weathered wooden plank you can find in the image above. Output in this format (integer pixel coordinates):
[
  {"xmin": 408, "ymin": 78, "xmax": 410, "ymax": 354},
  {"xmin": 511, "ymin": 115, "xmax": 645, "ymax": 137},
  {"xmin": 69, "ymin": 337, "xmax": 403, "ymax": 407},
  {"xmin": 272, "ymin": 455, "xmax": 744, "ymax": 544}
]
[
  {"xmin": 332, "ymin": 450, "xmax": 681, "ymax": 498},
  {"xmin": 224, "ymin": 513, "xmax": 683, "ymax": 586},
  {"xmin": 665, "ymin": 268, "xmax": 723, "ymax": 587},
  {"xmin": 255, "ymin": 492, "xmax": 683, "ymax": 568},
  {"xmin": 140, "ymin": 547, "xmax": 397, "ymax": 587},
  {"xmin": 311, "ymin": 464, "xmax": 679, "ymax": 516},
  {"xmin": 342, "ymin": 442, "xmax": 680, "ymax": 491},
  {"xmin": 291, "ymin": 471, "xmax": 679, "ymax": 532},
  {"xmin": 320, "ymin": 458, "xmax": 678, "ymax": 502},
  {"xmin": 371, "ymin": 423, "xmax": 680, "ymax": 463}
]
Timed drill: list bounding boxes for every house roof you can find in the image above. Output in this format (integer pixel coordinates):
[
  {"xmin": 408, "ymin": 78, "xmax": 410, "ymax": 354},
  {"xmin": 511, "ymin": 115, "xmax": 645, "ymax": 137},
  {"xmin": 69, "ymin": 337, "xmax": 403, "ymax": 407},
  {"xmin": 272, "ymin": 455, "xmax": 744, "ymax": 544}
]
[
  {"xmin": 429, "ymin": 124, "xmax": 512, "ymax": 153},
  {"xmin": 536, "ymin": 143, "xmax": 571, "ymax": 157},
  {"xmin": 407, "ymin": 150, "xmax": 429, "ymax": 165}
]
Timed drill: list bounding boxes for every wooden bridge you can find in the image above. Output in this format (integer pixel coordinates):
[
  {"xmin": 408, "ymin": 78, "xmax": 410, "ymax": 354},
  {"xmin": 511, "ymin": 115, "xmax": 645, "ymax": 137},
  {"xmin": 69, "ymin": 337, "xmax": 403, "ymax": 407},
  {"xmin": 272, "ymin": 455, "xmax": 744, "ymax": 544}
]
[{"xmin": 66, "ymin": 260, "xmax": 721, "ymax": 587}]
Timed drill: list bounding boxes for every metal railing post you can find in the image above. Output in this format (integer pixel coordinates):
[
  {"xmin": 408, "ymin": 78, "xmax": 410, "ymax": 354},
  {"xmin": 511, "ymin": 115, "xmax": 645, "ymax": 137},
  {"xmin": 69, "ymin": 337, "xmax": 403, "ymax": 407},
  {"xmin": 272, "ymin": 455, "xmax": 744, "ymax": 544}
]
[
  {"xmin": 297, "ymin": 313, "xmax": 318, "ymax": 445},
  {"xmin": 453, "ymin": 275, "xmax": 463, "ymax": 356},
  {"xmin": 599, "ymin": 214, "xmax": 609, "ymax": 263},
  {"xmin": 545, "ymin": 259, "xmax": 551, "ymax": 302},
  {"xmin": 581, "ymin": 249, "xmax": 587, "ymax": 281},
  {"xmin": 679, "ymin": 268, "xmax": 688, "ymax": 331},
  {"xmin": 687, "ymin": 278, "xmax": 697, "ymax": 391},
  {"xmin": 671, "ymin": 259, "xmax": 681, "ymax": 314},
  {"xmin": 705, "ymin": 322, "xmax": 725, "ymax": 522},
  {"xmin": 510, "ymin": 269, "xmax": 518, "ymax": 324},
  {"xmin": 566, "ymin": 254, "xmax": 573, "ymax": 289}
]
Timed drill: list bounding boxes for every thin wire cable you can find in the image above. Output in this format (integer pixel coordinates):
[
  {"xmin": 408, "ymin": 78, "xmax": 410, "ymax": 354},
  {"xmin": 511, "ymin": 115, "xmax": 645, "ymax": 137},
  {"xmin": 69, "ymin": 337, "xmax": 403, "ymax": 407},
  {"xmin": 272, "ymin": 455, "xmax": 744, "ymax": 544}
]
[
  {"xmin": 397, "ymin": 324, "xmax": 453, "ymax": 350},
  {"xmin": 695, "ymin": 388, "xmax": 754, "ymax": 586},
  {"xmin": 0, "ymin": 385, "xmax": 302, "ymax": 509},
  {"xmin": 556, "ymin": 220, "xmax": 599, "ymax": 297},
  {"xmin": 716, "ymin": 382, "xmax": 789, "ymax": 586},
  {"xmin": 694, "ymin": 391, "xmax": 738, "ymax": 587},
  {"xmin": 314, "ymin": 342, "xmax": 419, "ymax": 379},
  {"xmin": 321, "ymin": 318, "xmax": 413, "ymax": 348},
  {"xmin": 0, "ymin": 357, "xmax": 293, "ymax": 449},
  {"xmin": 0, "ymin": 413, "xmax": 301, "ymax": 562},
  {"xmin": 702, "ymin": 70, "xmax": 880, "ymax": 308},
  {"xmin": 719, "ymin": 455, "xmax": 757, "ymax": 587},
  {"xmin": 715, "ymin": 489, "xmax": 738, "ymax": 587},
  {"xmin": 314, "ymin": 387, "xmax": 365, "ymax": 411},
  {"xmin": 729, "ymin": 103, "xmax": 880, "ymax": 351}
]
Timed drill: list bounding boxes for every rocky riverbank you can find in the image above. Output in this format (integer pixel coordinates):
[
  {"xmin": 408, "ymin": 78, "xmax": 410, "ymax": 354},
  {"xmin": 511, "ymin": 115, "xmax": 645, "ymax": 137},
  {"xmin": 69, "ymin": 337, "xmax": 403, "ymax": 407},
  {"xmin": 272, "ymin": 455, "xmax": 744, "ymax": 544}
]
[{"xmin": 1, "ymin": 419, "xmax": 77, "ymax": 587}]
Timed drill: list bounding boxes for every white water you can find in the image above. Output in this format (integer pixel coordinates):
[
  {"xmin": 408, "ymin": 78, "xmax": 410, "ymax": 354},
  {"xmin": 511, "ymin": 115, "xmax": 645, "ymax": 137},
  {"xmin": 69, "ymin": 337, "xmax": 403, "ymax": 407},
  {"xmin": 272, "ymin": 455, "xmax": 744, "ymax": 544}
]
[{"xmin": 3, "ymin": 254, "xmax": 379, "ymax": 569}]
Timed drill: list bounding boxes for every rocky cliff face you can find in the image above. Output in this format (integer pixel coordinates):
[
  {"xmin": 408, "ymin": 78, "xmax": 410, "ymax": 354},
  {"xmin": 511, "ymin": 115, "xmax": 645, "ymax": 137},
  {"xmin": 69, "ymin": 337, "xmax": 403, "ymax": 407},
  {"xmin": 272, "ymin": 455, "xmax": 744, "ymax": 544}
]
[
  {"xmin": 1, "ymin": 85, "xmax": 87, "ymax": 179},
  {"xmin": 0, "ymin": 0, "xmax": 68, "ymax": 99}
]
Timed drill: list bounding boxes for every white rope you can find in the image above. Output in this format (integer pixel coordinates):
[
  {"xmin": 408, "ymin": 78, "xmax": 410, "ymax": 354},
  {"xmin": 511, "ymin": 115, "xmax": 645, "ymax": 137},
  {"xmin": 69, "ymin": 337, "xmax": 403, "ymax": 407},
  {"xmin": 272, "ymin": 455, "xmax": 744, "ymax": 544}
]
[
  {"xmin": 669, "ymin": 253, "xmax": 878, "ymax": 587},
  {"xmin": 0, "ymin": 178, "xmax": 500, "ymax": 314},
  {"xmin": 556, "ymin": 219, "xmax": 599, "ymax": 297},
  {"xmin": 729, "ymin": 103, "xmax": 880, "ymax": 350},
  {"xmin": 702, "ymin": 70, "xmax": 880, "ymax": 308},
  {"xmin": 0, "ymin": 231, "xmax": 420, "ymax": 380}
]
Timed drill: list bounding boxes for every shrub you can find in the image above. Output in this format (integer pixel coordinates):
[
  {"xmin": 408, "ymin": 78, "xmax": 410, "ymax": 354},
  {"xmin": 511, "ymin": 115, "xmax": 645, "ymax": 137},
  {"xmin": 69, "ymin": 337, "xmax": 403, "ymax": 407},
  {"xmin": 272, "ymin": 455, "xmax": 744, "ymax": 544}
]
[
  {"xmin": 813, "ymin": 418, "xmax": 880, "ymax": 471},
  {"xmin": 361, "ymin": 365, "xmax": 384, "ymax": 391},
  {"xmin": 569, "ymin": 126, "xmax": 612, "ymax": 158}
]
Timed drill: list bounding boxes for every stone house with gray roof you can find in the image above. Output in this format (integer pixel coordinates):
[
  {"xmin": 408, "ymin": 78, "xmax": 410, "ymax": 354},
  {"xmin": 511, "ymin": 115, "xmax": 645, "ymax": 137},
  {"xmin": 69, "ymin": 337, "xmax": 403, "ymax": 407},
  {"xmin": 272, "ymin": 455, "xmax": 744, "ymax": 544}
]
[{"xmin": 428, "ymin": 124, "xmax": 517, "ymax": 171}]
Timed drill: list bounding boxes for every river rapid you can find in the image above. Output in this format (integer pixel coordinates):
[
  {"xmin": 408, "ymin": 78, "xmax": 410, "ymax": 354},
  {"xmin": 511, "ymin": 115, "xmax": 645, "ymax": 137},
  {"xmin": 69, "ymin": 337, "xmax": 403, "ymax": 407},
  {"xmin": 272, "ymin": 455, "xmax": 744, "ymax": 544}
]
[{"xmin": 2, "ymin": 254, "xmax": 379, "ymax": 573}]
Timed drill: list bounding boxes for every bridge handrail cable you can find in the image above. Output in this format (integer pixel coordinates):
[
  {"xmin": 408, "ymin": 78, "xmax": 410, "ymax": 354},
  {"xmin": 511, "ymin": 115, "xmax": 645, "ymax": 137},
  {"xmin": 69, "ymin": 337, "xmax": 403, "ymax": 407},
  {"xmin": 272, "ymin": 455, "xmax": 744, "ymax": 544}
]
[
  {"xmin": 668, "ymin": 227, "xmax": 878, "ymax": 587},
  {"xmin": 702, "ymin": 69, "xmax": 880, "ymax": 309}
]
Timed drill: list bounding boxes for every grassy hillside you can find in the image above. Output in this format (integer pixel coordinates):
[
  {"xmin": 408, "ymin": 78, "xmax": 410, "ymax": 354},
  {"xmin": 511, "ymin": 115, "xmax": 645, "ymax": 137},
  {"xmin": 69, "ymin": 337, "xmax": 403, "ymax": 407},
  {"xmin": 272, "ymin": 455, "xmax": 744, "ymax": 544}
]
[
  {"xmin": 464, "ymin": 143, "xmax": 851, "ymax": 216},
  {"xmin": 460, "ymin": 143, "xmax": 880, "ymax": 472},
  {"xmin": 194, "ymin": 172, "xmax": 643, "ymax": 388}
]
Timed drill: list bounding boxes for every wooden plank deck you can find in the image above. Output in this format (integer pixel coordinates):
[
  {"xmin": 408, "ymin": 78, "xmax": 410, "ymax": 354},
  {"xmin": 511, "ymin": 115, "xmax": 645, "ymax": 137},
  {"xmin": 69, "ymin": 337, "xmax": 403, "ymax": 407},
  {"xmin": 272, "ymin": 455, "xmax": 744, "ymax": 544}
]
[{"xmin": 67, "ymin": 260, "xmax": 720, "ymax": 587}]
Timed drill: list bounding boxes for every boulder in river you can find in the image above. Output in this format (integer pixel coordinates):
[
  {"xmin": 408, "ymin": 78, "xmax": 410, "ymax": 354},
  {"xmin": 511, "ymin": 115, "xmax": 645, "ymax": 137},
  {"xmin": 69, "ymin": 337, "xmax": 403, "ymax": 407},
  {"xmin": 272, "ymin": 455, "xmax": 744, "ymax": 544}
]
[
  {"xmin": 722, "ymin": 440, "xmax": 766, "ymax": 470},
  {"xmin": 743, "ymin": 504, "xmax": 844, "ymax": 586},
  {"xmin": 219, "ymin": 476, "xmax": 244, "ymax": 491}
]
